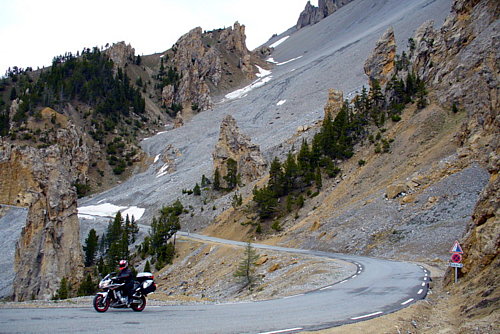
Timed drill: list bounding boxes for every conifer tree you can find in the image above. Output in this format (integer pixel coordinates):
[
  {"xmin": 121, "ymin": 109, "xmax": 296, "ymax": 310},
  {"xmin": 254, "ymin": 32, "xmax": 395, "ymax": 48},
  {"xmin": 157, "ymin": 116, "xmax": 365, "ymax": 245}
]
[
  {"xmin": 54, "ymin": 277, "xmax": 69, "ymax": 300},
  {"xmin": 268, "ymin": 157, "xmax": 285, "ymax": 197},
  {"xmin": 193, "ymin": 183, "xmax": 201, "ymax": 196},
  {"xmin": 213, "ymin": 168, "xmax": 221, "ymax": 191},
  {"xmin": 234, "ymin": 242, "xmax": 259, "ymax": 289},
  {"xmin": 144, "ymin": 260, "xmax": 151, "ymax": 273},
  {"xmin": 83, "ymin": 229, "xmax": 99, "ymax": 267},
  {"xmin": 315, "ymin": 167, "xmax": 322, "ymax": 189},
  {"xmin": 224, "ymin": 158, "xmax": 238, "ymax": 190},
  {"xmin": 252, "ymin": 186, "xmax": 278, "ymax": 220}
]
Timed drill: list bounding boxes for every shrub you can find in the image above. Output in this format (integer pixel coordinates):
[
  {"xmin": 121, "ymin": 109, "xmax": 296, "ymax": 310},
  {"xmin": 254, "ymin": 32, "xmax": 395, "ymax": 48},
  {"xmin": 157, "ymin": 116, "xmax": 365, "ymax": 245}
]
[
  {"xmin": 391, "ymin": 114, "xmax": 401, "ymax": 122},
  {"xmin": 271, "ymin": 221, "xmax": 282, "ymax": 232}
]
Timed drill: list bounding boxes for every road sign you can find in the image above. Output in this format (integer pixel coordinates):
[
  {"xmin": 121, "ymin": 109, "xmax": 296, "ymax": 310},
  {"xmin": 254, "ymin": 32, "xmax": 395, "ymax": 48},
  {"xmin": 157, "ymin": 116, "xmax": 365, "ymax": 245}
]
[
  {"xmin": 451, "ymin": 253, "xmax": 462, "ymax": 263},
  {"xmin": 450, "ymin": 240, "xmax": 463, "ymax": 254},
  {"xmin": 449, "ymin": 262, "xmax": 463, "ymax": 268}
]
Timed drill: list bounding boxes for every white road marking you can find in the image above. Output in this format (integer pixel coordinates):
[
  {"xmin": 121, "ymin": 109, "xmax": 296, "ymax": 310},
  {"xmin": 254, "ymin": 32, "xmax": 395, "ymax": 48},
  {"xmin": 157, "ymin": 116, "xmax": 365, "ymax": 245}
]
[
  {"xmin": 339, "ymin": 280, "xmax": 348, "ymax": 284},
  {"xmin": 320, "ymin": 286, "xmax": 333, "ymax": 291},
  {"xmin": 421, "ymin": 282, "xmax": 426, "ymax": 286},
  {"xmin": 417, "ymin": 289, "xmax": 423, "ymax": 294},
  {"xmin": 351, "ymin": 311, "xmax": 383, "ymax": 320},
  {"xmin": 424, "ymin": 277, "xmax": 428, "ymax": 281},
  {"xmin": 352, "ymin": 275, "xmax": 357, "ymax": 278},
  {"xmin": 283, "ymin": 294, "xmax": 304, "ymax": 299},
  {"xmin": 259, "ymin": 327, "xmax": 303, "ymax": 334},
  {"xmin": 401, "ymin": 298, "xmax": 414, "ymax": 305}
]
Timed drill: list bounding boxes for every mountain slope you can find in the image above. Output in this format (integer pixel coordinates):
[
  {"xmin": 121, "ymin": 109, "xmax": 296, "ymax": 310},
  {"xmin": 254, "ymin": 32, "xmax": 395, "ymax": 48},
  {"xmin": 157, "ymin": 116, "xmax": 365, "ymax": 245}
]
[{"xmin": 78, "ymin": 0, "xmax": 453, "ymax": 229}]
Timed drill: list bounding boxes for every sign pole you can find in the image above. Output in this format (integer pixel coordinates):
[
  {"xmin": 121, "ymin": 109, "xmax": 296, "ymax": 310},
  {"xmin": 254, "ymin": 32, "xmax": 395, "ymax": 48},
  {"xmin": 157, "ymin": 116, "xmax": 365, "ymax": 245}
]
[{"xmin": 449, "ymin": 240, "xmax": 463, "ymax": 284}]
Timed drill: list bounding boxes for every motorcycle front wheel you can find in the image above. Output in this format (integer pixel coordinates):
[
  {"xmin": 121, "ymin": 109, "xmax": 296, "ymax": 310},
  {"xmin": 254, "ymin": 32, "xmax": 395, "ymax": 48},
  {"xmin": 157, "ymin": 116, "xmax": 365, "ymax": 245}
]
[
  {"xmin": 131, "ymin": 296, "xmax": 146, "ymax": 312},
  {"xmin": 93, "ymin": 294, "xmax": 110, "ymax": 312}
]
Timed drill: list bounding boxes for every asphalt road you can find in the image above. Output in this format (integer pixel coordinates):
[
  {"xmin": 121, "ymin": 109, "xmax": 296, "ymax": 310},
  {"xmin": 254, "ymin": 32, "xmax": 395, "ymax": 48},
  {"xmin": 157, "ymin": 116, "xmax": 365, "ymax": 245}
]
[{"xmin": 0, "ymin": 233, "xmax": 430, "ymax": 334}]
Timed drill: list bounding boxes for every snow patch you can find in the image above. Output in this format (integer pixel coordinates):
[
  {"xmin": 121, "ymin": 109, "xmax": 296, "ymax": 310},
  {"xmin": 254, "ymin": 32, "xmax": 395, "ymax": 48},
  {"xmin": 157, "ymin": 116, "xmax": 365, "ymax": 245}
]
[
  {"xmin": 156, "ymin": 163, "xmax": 170, "ymax": 178},
  {"xmin": 277, "ymin": 100, "xmax": 287, "ymax": 106},
  {"xmin": 277, "ymin": 56, "xmax": 303, "ymax": 66},
  {"xmin": 267, "ymin": 57, "xmax": 278, "ymax": 64},
  {"xmin": 122, "ymin": 206, "xmax": 146, "ymax": 220},
  {"xmin": 78, "ymin": 203, "xmax": 145, "ymax": 220},
  {"xmin": 143, "ymin": 130, "xmax": 168, "ymax": 142},
  {"xmin": 224, "ymin": 70, "xmax": 273, "ymax": 101},
  {"xmin": 269, "ymin": 35, "xmax": 289, "ymax": 48},
  {"xmin": 154, "ymin": 154, "xmax": 160, "ymax": 163},
  {"xmin": 255, "ymin": 65, "xmax": 271, "ymax": 78}
]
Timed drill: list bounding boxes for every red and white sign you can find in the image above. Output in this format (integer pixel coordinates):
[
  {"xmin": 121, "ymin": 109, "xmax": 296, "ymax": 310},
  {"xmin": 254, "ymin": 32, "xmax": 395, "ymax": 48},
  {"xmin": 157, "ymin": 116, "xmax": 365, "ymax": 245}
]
[
  {"xmin": 451, "ymin": 253, "xmax": 462, "ymax": 263},
  {"xmin": 450, "ymin": 240, "xmax": 463, "ymax": 254}
]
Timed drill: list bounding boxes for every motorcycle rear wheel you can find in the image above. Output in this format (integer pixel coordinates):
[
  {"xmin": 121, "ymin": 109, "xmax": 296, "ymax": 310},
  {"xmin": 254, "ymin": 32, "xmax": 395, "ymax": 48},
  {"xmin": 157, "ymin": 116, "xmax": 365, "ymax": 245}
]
[
  {"xmin": 93, "ymin": 294, "xmax": 110, "ymax": 312},
  {"xmin": 131, "ymin": 296, "xmax": 146, "ymax": 312}
]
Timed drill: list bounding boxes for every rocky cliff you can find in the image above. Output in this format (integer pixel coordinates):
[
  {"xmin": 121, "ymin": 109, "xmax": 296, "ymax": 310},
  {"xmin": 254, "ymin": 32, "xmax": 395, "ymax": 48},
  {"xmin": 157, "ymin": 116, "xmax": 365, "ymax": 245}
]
[
  {"xmin": 364, "ymin": 26, "xmax": 396, "ymax": 89},
  {"xmin": 104, "ymin": 41, "xmax": 135, "ymax": 69},
  {"xmin": 408, "ymin": 0, "xmax": 499, "ymax": 321},
  {"xmin": 296, "ymin": 0, "xmax": 354, "ymax": 29},
  {"xmin": 0, "ymin": 109, "xmax": 87, "ymax": 300},
  {"xmin": 161, "ymin": 22, "xmax": 267, "ymax": 115},
  {"xmin": 212, "ymin": 115, "xmax": 267, "ymax": 189}
]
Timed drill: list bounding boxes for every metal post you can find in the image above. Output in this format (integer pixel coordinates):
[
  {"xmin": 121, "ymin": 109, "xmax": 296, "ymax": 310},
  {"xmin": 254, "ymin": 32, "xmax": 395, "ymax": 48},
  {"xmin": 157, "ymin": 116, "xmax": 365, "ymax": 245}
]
[{"xmin": 455, "ymin": 267, "xmax": 458, "ymax": 284}]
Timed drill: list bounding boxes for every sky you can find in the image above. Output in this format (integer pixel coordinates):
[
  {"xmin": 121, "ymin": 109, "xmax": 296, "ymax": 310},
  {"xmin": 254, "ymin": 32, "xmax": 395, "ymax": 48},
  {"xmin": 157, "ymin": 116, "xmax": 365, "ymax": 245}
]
[{"xmin": 0, "ymin": 0, "xmax": 316, "ymax": 76}]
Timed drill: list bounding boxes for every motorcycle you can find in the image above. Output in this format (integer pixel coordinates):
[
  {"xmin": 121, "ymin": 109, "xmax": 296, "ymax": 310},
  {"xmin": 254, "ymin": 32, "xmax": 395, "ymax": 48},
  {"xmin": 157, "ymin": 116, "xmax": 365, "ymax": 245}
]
[{"xmin": 93, "ymin": 272, "xmax": 156, "ymax": 312}]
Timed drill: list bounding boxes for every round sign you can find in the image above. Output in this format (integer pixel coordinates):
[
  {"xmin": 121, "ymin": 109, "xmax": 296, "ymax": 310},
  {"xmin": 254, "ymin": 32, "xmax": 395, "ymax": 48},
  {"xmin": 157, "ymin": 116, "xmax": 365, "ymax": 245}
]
[{"xmin": 451, "ymin": 253, "xmax": 462, "ymax": 263}]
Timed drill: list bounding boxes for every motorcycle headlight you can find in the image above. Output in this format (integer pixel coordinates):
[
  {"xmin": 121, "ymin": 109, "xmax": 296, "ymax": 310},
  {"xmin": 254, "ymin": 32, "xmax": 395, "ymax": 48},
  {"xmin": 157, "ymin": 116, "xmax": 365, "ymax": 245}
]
[{"xmin": 99, "ymin": 279, "xmax": 110, "ymax": 289}]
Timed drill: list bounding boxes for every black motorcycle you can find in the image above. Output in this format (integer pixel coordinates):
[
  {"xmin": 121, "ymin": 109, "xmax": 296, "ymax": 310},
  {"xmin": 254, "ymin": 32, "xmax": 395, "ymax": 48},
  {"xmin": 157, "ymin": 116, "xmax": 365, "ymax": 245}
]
[{"xmin": 93, "ymin": 272, "xmax": 156, "ymax": 312}]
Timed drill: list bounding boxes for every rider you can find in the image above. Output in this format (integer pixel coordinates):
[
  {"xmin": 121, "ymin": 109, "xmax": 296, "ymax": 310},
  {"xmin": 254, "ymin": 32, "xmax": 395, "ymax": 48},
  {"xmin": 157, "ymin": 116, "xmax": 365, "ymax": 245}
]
[{"xmin": 116, "ymin": 259, "xmax": 134, "ymax": 305}]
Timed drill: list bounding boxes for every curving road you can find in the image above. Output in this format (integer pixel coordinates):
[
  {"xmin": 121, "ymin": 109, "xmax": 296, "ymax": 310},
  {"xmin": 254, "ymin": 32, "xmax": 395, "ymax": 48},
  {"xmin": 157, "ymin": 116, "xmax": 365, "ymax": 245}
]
[{"xmin": 0, "ymin": 233, "xmax": 430, "ymax": 334}]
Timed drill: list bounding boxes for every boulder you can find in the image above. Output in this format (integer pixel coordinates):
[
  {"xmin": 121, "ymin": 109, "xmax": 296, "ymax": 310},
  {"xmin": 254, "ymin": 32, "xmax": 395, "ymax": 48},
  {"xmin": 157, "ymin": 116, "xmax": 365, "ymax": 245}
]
[{"xmin": 386, "ymin": 183, "xmax": 408, "ymax": 199}]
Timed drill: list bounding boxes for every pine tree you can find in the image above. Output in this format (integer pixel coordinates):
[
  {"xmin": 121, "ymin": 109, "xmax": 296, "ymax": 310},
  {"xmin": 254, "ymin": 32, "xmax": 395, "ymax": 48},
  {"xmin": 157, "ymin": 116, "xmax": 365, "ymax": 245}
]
[
  {"xmin": 54, "ymin": 277, "xmax": 69, "ymax": 300},
  {"xmin": 315, "ymin": 167, "xmax": 322, "ymax": 189},
  {"xmin": 234, "ymin": 242, "xmax": 259, "ymax": 289},
  {"xmin": 9, "ymin": 87, "xmax": 17, "ymax": 101},
  {"xmin": 252, "ymin": 186, "xmax": 278, "ymax": 220},
  {"xmin": 193, "ymin": 183, "xmax": 201, "ymax": 196},
  {"xmin": 213, "ymin": 168, "xmax": 221, "ymax": 191},
  {"xmin": 224, "ymin": 158, "xmax": 238, "ymax": 190},
  {"xmin": 283, "ymin": 152, "xmax": 298, "ymax": 194},
  {"xmin": 83, "ymin": 229, "xmax": 99, "ymax": 267},
  {"xmin": 125, "ymin": 215, "xmax": 139, "ymax": 244},
  {"xmin": 77, "ymin": 273, "xmax": 96, "ymax": 296},
  {"xmin": 268, "ymin": 157, "xmax": 285, "ymax": 197},
  {"xmin": 144, "ymin": 260, "xmax": 151, "ymax": 273}
]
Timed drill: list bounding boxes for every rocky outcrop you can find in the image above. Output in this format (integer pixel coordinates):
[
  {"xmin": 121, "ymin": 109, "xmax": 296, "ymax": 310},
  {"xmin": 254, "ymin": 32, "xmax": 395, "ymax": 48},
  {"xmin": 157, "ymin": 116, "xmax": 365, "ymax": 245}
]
[
  {"xmin": 364, "ymin": 27, "xmax": 396, "ymax": 89},
  {"xmin": 213, "ymin": 115, "xmax": 267, "ymax": 189},
  {"xmin": 162, "ymin": 22, "xmax": 264, "ymax": 115},
  {"xmin": 409, "ymin": 0, "xmax": 499, "ymax": 150},
  {"xmin": 421, "ymin": 0, "xmax": 499, "ymax": 295},
  {"xmin": 105, "ymin": 41, "xmax": 135, "ymax": 69},
  {"xmin": 459, "ymin": 151, "xmax": 498, "ymax": 285},
  {"xmin": 0, "ymin": 109, "xmax": 88, "ymax": 300},
  {"xmin": 324, "ymin": 89, "xmax": 344, "ymax": 119},
  {"xmin": 170, "ymin": 27, "xmax": 217, "ymax": 111},
  {"xmin": 296, "ymin": 0, "xmax": 354, "ymax": 29}
]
